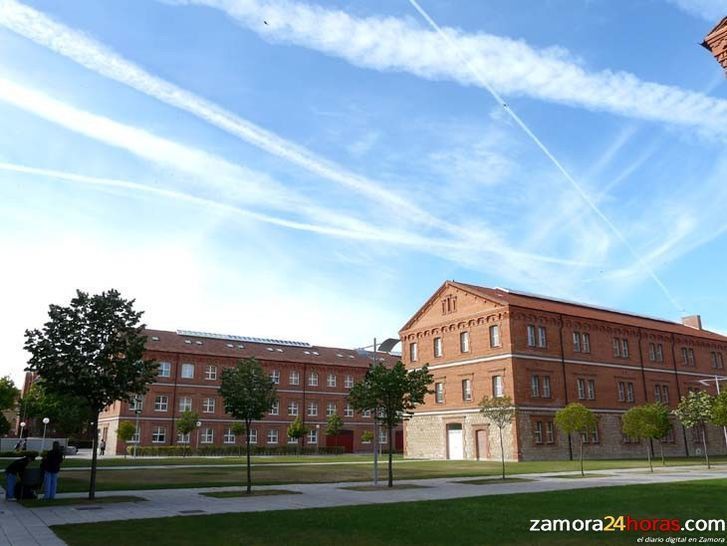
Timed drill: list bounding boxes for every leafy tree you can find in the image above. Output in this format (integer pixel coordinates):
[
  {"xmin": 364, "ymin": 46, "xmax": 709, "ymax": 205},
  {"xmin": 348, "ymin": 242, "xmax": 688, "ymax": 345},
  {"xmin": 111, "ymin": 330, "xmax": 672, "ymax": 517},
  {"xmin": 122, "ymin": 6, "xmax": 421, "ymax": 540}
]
[
  {"xmin": 361, "ymin": 430, "xmax": 374, "ymax": 445},
  {"xmin": 287, "ymin": 417, "xmax": 307, "ymax": 454},
  {"xmin": 0, "ymin": 414, "xmax": 11, "ymax": 436},
  {"xmin": 348, "ymin": 361, "xmax": 432, "ymax": 487},
  {"xmin": 0, "ymin": 376, "xmax": 19, "ymax": 412},
  {"xmin": 554, "ymin": 403, "xmax": 598, "ymax": 477},
  {"xmin": 649, "ymin": 403, "xmax": 673, "ymax": 467},
  {"xmin": 325, "ymin": 414, "xmax": 343, "ymax": 447},
  {"xmin": 20, "ymin": 381, "xmax": 94, "ymax": 437},
  {"xmin": 24, "ymin": 289, "xmax": 158, "ymax": 499},
  {"xmin": 176, "ymin": 411, "xmax": 200, "ymax": 457},
  {"xmin": 479, "ymin": 395, "xmax": 516, "ymax": 480},
  {"xmin": 116, "ymin": 421, "xmax": 136, "ymax": 458},
  {"xmin": 622, "ymin": 403, "xmax": 671, "ymax": 472},
  {"xmin": 219, "ymin": 358, "xmax": 277, "ymax": 494},
  {"xmin": 711, "ymin": 391, "xmax": 727, "ymax": 429},
  {"xmin": 231, "ymin": 422, "xmax": 246, "ymax": 456},
  {"xmin": 675, "ymin": 391, "xmax": 714, "ymax": 468}
]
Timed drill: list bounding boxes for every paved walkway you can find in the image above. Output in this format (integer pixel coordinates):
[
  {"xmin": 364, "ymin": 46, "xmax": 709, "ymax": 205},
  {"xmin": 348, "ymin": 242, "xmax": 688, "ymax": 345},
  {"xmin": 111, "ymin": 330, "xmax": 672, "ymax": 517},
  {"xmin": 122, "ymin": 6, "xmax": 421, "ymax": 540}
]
[{"xmin": 2, "ymin": 464, "xmax": 726, "ymax": 546}]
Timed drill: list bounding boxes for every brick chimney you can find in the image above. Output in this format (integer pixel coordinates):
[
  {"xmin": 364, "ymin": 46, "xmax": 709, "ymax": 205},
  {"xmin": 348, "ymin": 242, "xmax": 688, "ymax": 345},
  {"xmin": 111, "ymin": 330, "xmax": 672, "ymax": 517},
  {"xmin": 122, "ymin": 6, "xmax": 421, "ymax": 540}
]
[{"xmin": 682, "ymin": 315, "xmax": 703, "ymax": 330}]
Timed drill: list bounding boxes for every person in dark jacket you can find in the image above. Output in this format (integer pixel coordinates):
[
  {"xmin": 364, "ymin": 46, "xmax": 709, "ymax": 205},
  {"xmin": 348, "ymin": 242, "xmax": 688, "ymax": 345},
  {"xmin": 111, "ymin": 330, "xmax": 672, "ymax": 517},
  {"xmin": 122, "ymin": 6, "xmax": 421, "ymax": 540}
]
[
  {"xmin": 41, "ymin": 442, "xmax": 64, "ymax": 500},
  {"xmin": 4, "ymin": 454, "xmax": 36, "ymax": 501}
]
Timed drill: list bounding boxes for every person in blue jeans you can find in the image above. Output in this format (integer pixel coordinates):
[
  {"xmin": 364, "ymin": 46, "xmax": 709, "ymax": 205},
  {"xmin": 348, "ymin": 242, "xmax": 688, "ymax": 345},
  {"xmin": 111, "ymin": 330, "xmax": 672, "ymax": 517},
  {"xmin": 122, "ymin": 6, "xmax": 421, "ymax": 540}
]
[
  {"xmin": 41, "ymin": 442, "xmax": 64, "ymax": 500},
  {"xmin": 4, "ymin": 454, "xmax": 36, "ymax": 500}
]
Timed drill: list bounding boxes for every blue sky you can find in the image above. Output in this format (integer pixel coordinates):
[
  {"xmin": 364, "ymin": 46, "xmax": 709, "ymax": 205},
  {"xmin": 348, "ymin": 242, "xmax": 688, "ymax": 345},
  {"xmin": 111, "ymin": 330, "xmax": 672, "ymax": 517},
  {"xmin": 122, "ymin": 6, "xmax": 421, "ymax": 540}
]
[{"xmin": 1, "ymin": 0, "xmax": 726, "ymax": 385}]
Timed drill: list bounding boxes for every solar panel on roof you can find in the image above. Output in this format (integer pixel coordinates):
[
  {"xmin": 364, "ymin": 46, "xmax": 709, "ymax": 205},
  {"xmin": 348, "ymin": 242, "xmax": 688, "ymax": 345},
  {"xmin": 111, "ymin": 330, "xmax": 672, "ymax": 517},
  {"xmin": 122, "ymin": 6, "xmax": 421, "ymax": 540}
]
[{"xmin": 176, "ymin": 330, "xmax": 311, "ymax": 348}]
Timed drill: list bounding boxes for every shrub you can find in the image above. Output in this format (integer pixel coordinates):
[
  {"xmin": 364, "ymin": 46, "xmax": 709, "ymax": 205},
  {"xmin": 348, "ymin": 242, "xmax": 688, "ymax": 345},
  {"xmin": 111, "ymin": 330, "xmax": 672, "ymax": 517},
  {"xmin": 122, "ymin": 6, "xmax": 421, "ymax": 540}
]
[{"xmin": 124, "ymin": 445, "xmax": 345, "ymax": 457}]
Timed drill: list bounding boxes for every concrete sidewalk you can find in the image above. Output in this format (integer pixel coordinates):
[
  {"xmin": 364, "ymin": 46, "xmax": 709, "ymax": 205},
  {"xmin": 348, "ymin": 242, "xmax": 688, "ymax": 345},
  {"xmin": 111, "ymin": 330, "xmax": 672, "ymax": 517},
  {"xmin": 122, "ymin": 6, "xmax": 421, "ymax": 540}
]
[{"xmin": 2, "ymin": 464, "xmax": 726, "ymax": 546}]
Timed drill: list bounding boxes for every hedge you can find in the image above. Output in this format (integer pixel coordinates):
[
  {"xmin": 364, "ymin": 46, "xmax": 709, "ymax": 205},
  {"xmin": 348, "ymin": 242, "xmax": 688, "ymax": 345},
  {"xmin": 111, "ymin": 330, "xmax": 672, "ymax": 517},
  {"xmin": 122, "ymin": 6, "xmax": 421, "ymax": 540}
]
[
  {"xmin": 0, "ymin": 450, "xmax": 40, "ymax": 458},
  {"xmin": 125, "ymin": 445, "xmax": 345, "ymax": 457}
]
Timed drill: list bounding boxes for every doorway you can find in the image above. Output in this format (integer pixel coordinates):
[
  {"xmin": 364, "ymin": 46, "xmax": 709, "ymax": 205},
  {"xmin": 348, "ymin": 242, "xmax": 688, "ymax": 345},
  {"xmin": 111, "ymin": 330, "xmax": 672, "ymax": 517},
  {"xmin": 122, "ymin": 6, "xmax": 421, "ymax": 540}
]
[{"xmin": 447, "ymin": 423, "xmax": 464, "ymax": 460}]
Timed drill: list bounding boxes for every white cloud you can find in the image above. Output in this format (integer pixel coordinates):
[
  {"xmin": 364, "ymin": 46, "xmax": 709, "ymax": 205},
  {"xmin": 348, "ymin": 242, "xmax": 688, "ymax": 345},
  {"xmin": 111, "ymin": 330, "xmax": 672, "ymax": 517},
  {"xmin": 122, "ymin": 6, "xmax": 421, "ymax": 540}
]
[{"xmin": 667, "ymin": 0, "xmax": 726, "ymax": 21}]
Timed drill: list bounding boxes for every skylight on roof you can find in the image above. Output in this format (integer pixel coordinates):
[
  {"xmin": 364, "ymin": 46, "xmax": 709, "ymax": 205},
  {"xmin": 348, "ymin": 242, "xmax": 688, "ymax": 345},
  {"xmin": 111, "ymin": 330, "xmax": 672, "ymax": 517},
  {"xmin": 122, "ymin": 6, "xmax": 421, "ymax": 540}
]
[
  {"xmin": 176, "ymin": 330, "xmax": 311, "ymax": 348},
  {"xmin": 151, "ymin": 336, "xmax": 159, "ymax": 341}
]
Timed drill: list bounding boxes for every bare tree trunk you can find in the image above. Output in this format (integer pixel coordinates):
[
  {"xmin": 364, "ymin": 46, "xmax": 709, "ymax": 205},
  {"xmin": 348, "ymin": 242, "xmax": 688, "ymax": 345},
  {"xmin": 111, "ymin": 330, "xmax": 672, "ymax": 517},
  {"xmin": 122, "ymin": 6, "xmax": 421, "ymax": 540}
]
[
  {"xmin": 701, "ymin": 425, "xmax": 711, "ymax": 469},
  {"xmin": 499, "ymin": 426, "xmax": 505, "ymax": 480},
  {"xmin": 246, "ymin": 420, "xmax": 252, "ymax": 494},
  {"xmin": 659, "ymin": 441, "xmax": 665, "ymax": 466},
  {"xmin": 89, "ymin": 414, "xmax": 99, "ymax": 500},
  {"xmin": 579, "ymin": 438, "xmax": 584, "ymax": 477},
  {"xmin": 387, "ymin": 423, "xmax": 394, "ymax": 488},
  {"xmin": 646, "ymin": 442, "xmax": 653, "ymax": 472}
]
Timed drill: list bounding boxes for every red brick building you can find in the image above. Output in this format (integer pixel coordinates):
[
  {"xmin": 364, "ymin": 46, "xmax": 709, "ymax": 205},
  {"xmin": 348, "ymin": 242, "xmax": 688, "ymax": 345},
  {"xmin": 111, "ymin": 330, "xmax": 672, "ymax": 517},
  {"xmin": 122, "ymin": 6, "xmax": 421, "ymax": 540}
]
[
  {"xmin": 703, "ymin": 17, "xmax": 727, "ymax": 74},
  {"xmin": 401, "ymin": 281, "xmax": 727, "ymax": 461},
  {"xmin": 99, "ymin": 330, "xmax": 401, "ymax": 455}
]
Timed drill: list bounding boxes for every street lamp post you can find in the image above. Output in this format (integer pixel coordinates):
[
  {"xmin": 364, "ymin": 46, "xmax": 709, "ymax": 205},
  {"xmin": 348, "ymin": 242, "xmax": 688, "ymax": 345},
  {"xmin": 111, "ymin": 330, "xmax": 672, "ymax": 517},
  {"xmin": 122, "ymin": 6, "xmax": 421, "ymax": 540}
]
[
  {"xmin": 316, "ymin": 424, "xmax": 320, "ymax": 455},
  {"xmin": 19, "ymin": 421, "xmax": 26, "ymax": 441},
  {"xmin": 134, "ymin": 408, "xmax": 142, "ymax": 457},
  {"xmin": 41, "ymin": 417, "xmax": 50, "ymax": 452},
  {"xmin": 372, "ymin": 337, "xmax": 379, "ymax": 486},
  {"xmin": 698, "ymin": 376, "xmax": 727, "ymax": 449},
  {"xmin": 196, "ymin": 420, "xmax": 202, "ymax": 452}
]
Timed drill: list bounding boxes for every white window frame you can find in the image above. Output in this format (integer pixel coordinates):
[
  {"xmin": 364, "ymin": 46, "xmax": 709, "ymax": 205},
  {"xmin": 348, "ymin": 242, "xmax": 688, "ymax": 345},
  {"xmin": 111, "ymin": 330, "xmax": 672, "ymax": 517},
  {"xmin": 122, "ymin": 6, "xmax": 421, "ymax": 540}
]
[
  {"xmin": 326, "ymin": 402, "xmax": 336, "ymax": 416},
  {"xmin": 267, "ymin": 429, "xmax": 279, "ymax": 444},
  {"xmin": 307, "ymin": 401, "xmax": 318, "ymax": 417},
  {"xmin": 270, "ymin": 370, "xmax": 280, "ymax": 384},
  {"xmin": 201, "ymin": 428, "xmax": 214, "ymax": 444},
  {"xmin": 582, "ymin": 333, "xmax": 591, "ymax": 353},
  {"xmin": 158, "ymin": 362, "xmax": 172, "ymax": 378},
  {"xmin": 344, "ymin": 403, "xmax": 354, "ymax": 418},
  {"xmin": 462, "ymin": 378, "xmax": 472, "ymax": 401},
  {"xmin": 537, "ymin": 326, "xmax": 547, "ymax": 348},
  {"xmin": 460, "ymin": 331, "xmax": 470, "ymax": 353},
  {"xmin": 152, "ymin": 426, "xmax": 166, "ymax": 443},
  {"xmin": 542, "ymin": 376, "xmax": 551, "ymax": 398},
  {"xmin": 288, "ymin": 401, "xmax": 299, "ymax": 416},
  {"xmin": 249, "ymin": 429, "xmax": 258, "ymax": 444},
  {"xmin": 203, "ymin": 397, "xmax": 216, "ymax": 413},
  {"xmin": 433, "ymin": 337, "xmax": 443, "ymax": 358},
  {"xmin": 223, "ymin": 428, "xmax": 235, "ymax": 444},
  {"xmin": 435, "ymin": 382, "xmax": 444, "ymax": 404},
  {"xmin": 307, "ymin": 429, "xmax": 318, "ymax": 444},
  {"xmin": 290, "ymin": 370, "xmax": 300, "ymax": 386},
  {"xmin": 527, "ymin": 325, "xmax": 536, "ymax": 347},
  {"xmin": 204, "ymin": 365, "xmax": 217, "ymax": 381},
  {"xmin": 327, "ymin": 373, "xmax": 337, "ymax": 388},
  {"xmin": 572, "ymin": 332, "xmax": 581, "ymax": 352},
  {"xmin": 179, "ymin": 396, "xmax": 192, "ymax": 412},
  {"xmin": 577, "ymin": 378, "xmax": 586, "ymax": 400},
  {"xmin": 410, "ymin": 342, "xmax": 418, "ymax": 362},
  {"xmin": 308, "ymin": 372, "xmax": 319, "ymax": 386},
  {"xmin": 492, "ymin": 375, "xmax": 504, "ymax": 398},
  {"xmin": 181, "ymin": 363, "xmax": 195, "ymax": 379},
  {"xmin": 489, "ymin": 325, "xmax": 501, "ymax": 348},
  {"xmin": 177, "ymin": 432, "xmax": 190, "ymax": 444},
  {"xmin": 531, "ymin": 375, "xmax": 540, "ymax": 397},
  {"xmin": 270, "ymin": 401, "xmax": 280, "ymax": 416},
  {"xmin": 154, "ymin": 395, "xmax": 169, "ymax": 412},
  {"xmin": 344, "ymin": 375, "xmax": 354, "ymax": 389}
]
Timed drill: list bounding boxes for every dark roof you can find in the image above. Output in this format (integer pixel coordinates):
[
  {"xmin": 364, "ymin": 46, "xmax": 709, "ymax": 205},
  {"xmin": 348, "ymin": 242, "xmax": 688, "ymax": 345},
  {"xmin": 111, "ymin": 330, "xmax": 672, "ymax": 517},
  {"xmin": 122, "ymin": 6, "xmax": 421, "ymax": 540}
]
[
  {"xmin": 143, "ymin": 329, "xmax": 399, "ymax": 368},
  {"xmin": 440, "ymin": 281, "xmax": 727, "ymax": 342}
]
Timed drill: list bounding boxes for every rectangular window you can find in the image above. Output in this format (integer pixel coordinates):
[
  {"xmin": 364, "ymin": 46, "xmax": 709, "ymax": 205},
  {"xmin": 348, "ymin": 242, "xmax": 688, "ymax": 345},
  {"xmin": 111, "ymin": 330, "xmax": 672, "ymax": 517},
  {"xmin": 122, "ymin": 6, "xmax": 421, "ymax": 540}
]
[
  {"xmin": 289, "ymin": 371, "xmax": 300, "ymax": 386},
  {"xmin": 203, "ymin": 398, "xmax": 216, "ymax": 413},
  {"xmin": 655, "ymin": 344, "xmax": 663, "ymax": 362},
  {"xmin": 460, "ymin": 331, "xmax": 470, "ymax": 353},
  {"xmin": 712, "ymin": 352, "xmax": 725, "ymax": 369},
  {"xmin": 545, "ymin": 421, "xmax": 555, "ymax": 444},
  {"xmin": 270, "ymin": 401, "xmax": 279, "ymax": 416},
  {"xmin": 288, "ymin": 401, "xmax": 299, "ymax": 416},
  {"xmin": 267, "ymin": 429, "xmax": 278, "ymax": 444},
  {"xmin": 223, "ymin": 428, "xmax": 235, "ymax": 444},
  {"xmin": 410, "ymin": 342, "xmax": 418, "ymax": 362},
  {"xmin": 307, "ymin": 401, "xmax": 318, "ymax": 417},
  {"xmin": 626, "ymin": 382, "xmax": 634, "ymax": 403},
  {"xmin": 682, "ymin": 347, "xmax": 696, "ymax": 367},
  {"xmin": 662, "ymin": 385, "xmax": 669, "ymax": 403},
  {"xmin": 181, "ymin": 363, "xmax": 194, "ymax": 379},
  {"xmin": 527, "ymin": 325, "xmax": 536, "ymax": 347},
  {"xmin": 542, "ymin": 376, "xmax": 551, "ymax": 398},
  {"xmin": 152, "ymin": 426, "xmax": 166, "ymax": 443},
  {"xmin": 129, "ymin": 396, "xmax": 143, "ymax": 411},
  {"xmin": 462, "ymin": 379, "xmax": 472, "ymax": 401},
  {"xmin": 534, "ymin": 421, "xmax": 543, "ymax": 444},
  {"xmin": 582, "ymin": 333, "xmax": 591, "ymax": 353},
  {"xmin": 489, "ymin": 325, "xmax": 501, "ymax": 348},
  {"xmin": 344, "ymin": 375, "xmax": 354, "ymax": 389},
  {"xmin": 326, "ymin": 402, "xmax": 336, "ymax": 416},
  {"xmin": 681, "ymin": 347, "xmax": 689, "ymax": 366},
  {"xmin": 204, "ymin": 365, "xmax": 217, "ymax": 381},
  {"xmin": 130, "ymin": 429, "xmax": 140, "ymax": 443},
  {"xmin": 654, "ymin": 384, "xmax": 661, "ymax": 402},
  {"xmin": 435, "ymin": 382, "xmax": 445, "ymax": 404},
  {"xmin": 327, "ymin": 374, "xmax": 337, "ymax": 388},
  {"xmin": 344, "ymin": 403, "xmax": 354, "ymax": 418},
  {"xmin": 621, "ymin": 339, "xmax": 630, "ymax": 358},
  {"xmin": 379, "ymin": 430, "xmax": 388, "ymax": 444},
  {"xmin": 249, "ymin": 429, "xmax": 258, "ymax": 444},
  {"xmin": 577, "ymin": 378, "xmax": 586, "ymax": 400},
  {"xmin": 177, "ymin": 432, "xmax": 190, "ymax": 444},
  {"xmin": 307, "ymin": 429, "xmax": 318, "ymax": 444},
  {"xmin": 618, "ymin": 381, "xmax": 625, "ymax": 402},
  {"xmin": 288, "ymin": 433, "xmax": 298, "ymax": 444},
  {"xmin": 612, "ymin": 338, "xmax": 621, "ymax": 358},
  {"xmin": 591, "ymin": 427, "xmax": 600, "ymax": 444},
  {"xmin": 179, "ymin": 396, "xmax": 192, "ymax": 412},
  {"xmin": 537, "ymin": 326, "xmax": 547, "ymax": 348},
  {"xmin": 587, "ymin": 379, "xmax": 596, "ymax": 400},
  {"xmin": 201, "ymin": 428, "xmax": 214, "ymax": 443},
  {"xmin": 154, "ymin": 395, "xmax": 168, "ymax": 412},
  {"xmin": 363, "ymin": 409, "xmax": 372, "ymax": 418},
  {"xmin": 158, "ymin": 362, "xmax": 171, "ymax": 378},
  {"xmin": 531, "ymin": 375, "xmax": 540, "ymax": 397},
  {"xmin": 572, "ymin": 332, "xmax": 581, "ymax": 353},
  {"xmin": 492, "ymin": 375, "xmax": 504, "ymax": 398},
  {"xmin": 308, "ymin": 372, "xmax": 319, "ymax": 387},
  {"xmin": 433, "ymin": 337, "xmax": 443, "ymax": 357},
  {"xmin": 270, "ymin": 370, "xmax": 280, "ymax": 384},
  {"xmin": 649, "ymin": 343, "xmax": 656, "ymax": 362}
]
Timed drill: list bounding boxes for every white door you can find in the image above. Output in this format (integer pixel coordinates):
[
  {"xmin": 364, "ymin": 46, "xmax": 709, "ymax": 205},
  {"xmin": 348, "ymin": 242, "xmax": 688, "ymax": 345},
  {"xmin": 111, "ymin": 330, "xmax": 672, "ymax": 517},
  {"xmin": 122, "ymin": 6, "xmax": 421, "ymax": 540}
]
[{"xmin": 447, "ymin": 428, "xmax": 464, "ymax": 460}]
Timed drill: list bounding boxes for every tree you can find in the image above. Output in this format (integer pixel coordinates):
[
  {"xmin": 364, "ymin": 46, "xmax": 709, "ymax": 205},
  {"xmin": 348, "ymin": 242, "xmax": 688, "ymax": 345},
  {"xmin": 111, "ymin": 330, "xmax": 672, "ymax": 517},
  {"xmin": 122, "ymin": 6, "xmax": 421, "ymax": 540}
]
[
  {"xmin": 479, "ymin": 395, "xmax": 516, "ymax": 480},
  {"xmin": 116, "ymin": 421, "xmax": 136, "ymax": 458},
  {"xmin": 361, "ymin": 430, "xmax": 373, "ymax": 445},
  {"xmin": 711, "ymin": 391, "xmax": 727, "ymax": 429},
  {"xmin": 649, "ymin": 403, "xmax": 673, "ymax": 467},
  {"xmin": 20, "ymin": 381, "xmax": 94, "ymax": 437},
  {"xmin": 622, "ymin": 403, "xmax": 670, "ymax": 472},
  {"xmin": 218, "ymin": 358, "xmax": 277, "ymax": 494},
  {"xmin": 176, "ymin": 411, "xmax": 200, "ymax": 457},
  {"xmin": 231, "ymin": 422, "xmax": 246, "ymax": 456},
  {"xmin": 554, "ymin": 403, "xmax": 598, "ymax": 477},
  {"xmin": 325, "ymin": 414, "xmax": 343, "ymax": 447},
  {"xmin": 0, "ymin": 414, "xmax": 11, "ymax": 436},
  {"xmin": 0, "ymin": 376, "xmax": 19, "ymax": 412},
  {"xmin": 348, "ymin": 361, "xmax": 432, "ymax": 487},
  {"xmin": 675, "ymin": 391, "xmax": 714, "ymax": 469},
  {"xmin": 287, "ymin": 417, "xmax": 307, "ymax": 454},
  {"xmin": 24, "ymin": 289, "xmax": 158, "ymax": 499}
]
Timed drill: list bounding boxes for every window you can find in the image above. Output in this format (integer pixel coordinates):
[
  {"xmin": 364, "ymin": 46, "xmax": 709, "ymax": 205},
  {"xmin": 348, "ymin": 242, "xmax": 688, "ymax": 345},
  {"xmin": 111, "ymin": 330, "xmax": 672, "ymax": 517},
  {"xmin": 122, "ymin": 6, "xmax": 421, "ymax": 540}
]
[
  {"xmin": 711, "ymin": 352, "xmax": 725, "ymax": 369},
  {"xmin": 681, "ymin": 347, "xmax": 695, "ymax": 367},
  {"xmin": 179, "ymin": 396, "xmax": 192, "ymax": 412},
  {"xmin": 587, "ymin": 379, "xmax": 596, "ymax": 400},
  {"xmin": 441, "ymin": 295, "xmax": 457, "ymax": 314},
  {"xmin": 327, "ymin": 373, "xmax": 337, "ymax": 388},
  {"xmin": 618, "ymin": 382, "xmax": 634, "ymax": 403},
  {"xmin": 492, "ymin": 375, "xmax": 504, "ymax": 398},
  {"xmin": 649, "ymin": 343, "xmax": 656, "ymax": 362},
  {"xmin": 489, "ymin": 325, "xmax": 501, "ymax": 348},
  {"xmin": 533, "ymin": 421, "xmax": 543, "ymax": 444},
  {"xmin": 542, "ymin": 376, "xmax": 551, "ymax": 398},
  {"xmin": 307, "ymin": 401, "xmax": 318, "ymax": 417},
  {"xmin": 655, "ymin": 344, "xmax": 663, "ymax": 362},
  {"xmin": 129, "ymin": 396, "xmax": 143, "ymax": 411},
  {"xmin": 308, "ymin": 372, "xmax": 319, "ymax": 387},
  {"xmin": 621, "ymin": 339, "xmax": 630, "ymax": 358},
  {"xmin": 572, "ymin": 332, "xmax": 581, "ymax": 353},
  {"xmin": 345, "ymin": 375, "xmax": 354, "ymax": 389},
  {"xmin": 626, "ymin": 382, "xmax": 634, "ymax": 403},
  {"xmin": 181, "ymin": 363, "xmax": 194, "ymax": 379},
  {"xmin": 223, "ymin": 428, "xmax": 235, "ymax": 444},
  {"xmin": 435, "ymin": 382, "xmax": 445, "ymax": 404},
  {"xmin": 326, "ymin": 402, "xmax": 336, "ymax": 416},
  {"xmin": 152, "ymin": 426, "xmax": 166, "ymax": 443},
  {"xmin": 654, "ymin": 384, "xmax": 661, "ymax": 402},
  {"xmin": 202, "ymin": 398, "xmax": 216, "ymax": 413},
  {"xmin": 410, "ymin": 342, "xmax": 418, "ymax": 362},
  {"xmin": 538, "ymin": 326, "xmax": 547, "ymax": 348},
  {"xmin": 267, "ymin": 429, "xmax": 279, "ymax": 444},
  {"xmin": 177, "ymin": 432, "xmax": 190, "ymax": 444},
  {"xmin": 433, "ymin": 337, "xmax": 443, "ymax": 358},
  {"xmin": 661, "ymin": 385, "xmax": 669, "ymax": 403},
  {"xmin": 270, "ymin": 401, "xmax": 279, "ymax": 416},
  {"xmin": 158, "ymin": 362, "xmax": 171, "ymax": 378},
  {"xmin": 290, "ymin": 370, "xmax": 300, "ymax": 386},
  {"xmin": 288, "ymin": 433, "xmax": 298, "ymax": 444},
  {"xmin": 379, "ymin": 430, "xmax": 388, "ymax": 444},
  {"xmin": 462, "ymin": 379, "xmax": 472, "ymax": 401},
  {"xmin": 545, "ymin": 421, "xmax": 555, "ymax": 444},
  {"xmin": 249, "ymin": 429, "xmax": 258, "ymax": 444},
  {"xmin": 344, "ymin": 403, "xmax": 354, "ymax": 418},
  {"xmin": 204, "ymin": 365, "xmax": 217, "ymax": 381},
  {"xmin": 307, "ymin": 429, "xmax": 318, "ymax": 444},
  {"xmin": 582, "ymin": 426, "xmax": 599, "ymax": 444},
  {"xmin": 577, "ymin": 378, "xmax": 586, "ymax": 400},
  {"xmin": 531, "ymin": 375, "xmax": 540, "ymax": 397},
  {"xmin": 363, "ymin": 409, "xmax": 372, "ymax": 418},
  {"xmin": 460, "ymin": 331, "xmax": 470, "ymax": 353},
  {"xmin": 618, "ymin": 382, "xmax": 626, "ymax": 402},
  {"xmin": 527, "ymin": 325, "xmax": 536, "ymax": 347},
  {"xmin": 288, "ymin": 401, "xmax": 299, "ymax": 416},
  {"xmin": 612, "ymin": 338, "xmax": 621, "ymax": 358},
  {"xmin": 154, "ymin": 395, "xmax": 168, "ymax": 412},
  {"xmin": 270, "ymin": 370, "xmax": 280, "ymax": 384},
  {"xmin": 582, "ymin": 333, "xmax": 591, "ymax": 353}
]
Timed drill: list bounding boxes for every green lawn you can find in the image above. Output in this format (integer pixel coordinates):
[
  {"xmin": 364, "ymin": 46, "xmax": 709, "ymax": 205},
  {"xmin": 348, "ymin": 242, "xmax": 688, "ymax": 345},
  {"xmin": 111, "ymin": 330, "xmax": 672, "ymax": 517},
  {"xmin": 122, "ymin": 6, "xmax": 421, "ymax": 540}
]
[
  {"xmin": 2, "ymin": 456, "xmax": 724, "ymax": 493},
  {"xmin": 53, "ymin": 479, "xmax": 727, "ymax": 545}
]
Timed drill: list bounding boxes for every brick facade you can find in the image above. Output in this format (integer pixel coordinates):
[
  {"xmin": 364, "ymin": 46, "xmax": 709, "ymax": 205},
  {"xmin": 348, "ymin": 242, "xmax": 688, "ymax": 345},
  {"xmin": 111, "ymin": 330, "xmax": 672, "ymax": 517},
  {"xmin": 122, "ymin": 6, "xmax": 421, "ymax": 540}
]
[{"xmin": 400, "ymin": 281, "xmax": 727, "ymax": 461}]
